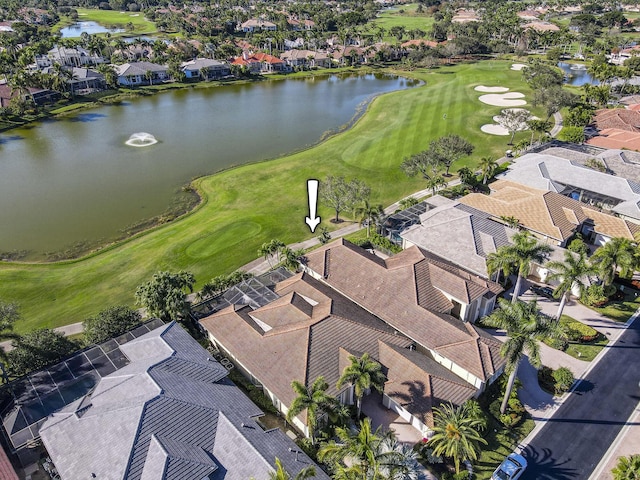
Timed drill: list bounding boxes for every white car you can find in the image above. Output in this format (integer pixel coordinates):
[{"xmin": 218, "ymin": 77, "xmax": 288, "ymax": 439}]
[{"xmin": 492, "ymin": 453, "xmax": 527, "ymax": 480}]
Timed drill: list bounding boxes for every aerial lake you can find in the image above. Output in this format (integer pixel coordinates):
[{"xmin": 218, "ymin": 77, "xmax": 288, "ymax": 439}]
[
  {"xmin": 59, "ymin": 21, "xmax": 124, "ymax": 37},
  {"xmin": 0, "ymin": 74, "xmax": 417, "ymax": 259}
]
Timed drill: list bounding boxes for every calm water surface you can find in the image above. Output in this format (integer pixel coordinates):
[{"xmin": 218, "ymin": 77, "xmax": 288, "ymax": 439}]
[
  {"xmin": 59, "ymin": 21, "xmax": 124, "ymax": 37},
  {"xmin": 0, "ymin": 74, "xmax": 416, "ymax": 257},
  {"xmin": 557, "ymin": 62, "xmax": 599, "ymax": 86}
]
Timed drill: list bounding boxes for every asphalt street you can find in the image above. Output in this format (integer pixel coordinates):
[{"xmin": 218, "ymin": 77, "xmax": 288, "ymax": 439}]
[{"xmin": 521, "ymin": 314, "xmax": 640, "ymax": 479}]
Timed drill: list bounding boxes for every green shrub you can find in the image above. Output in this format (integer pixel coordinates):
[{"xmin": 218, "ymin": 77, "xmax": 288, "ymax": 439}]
[
  {"xmin": 565, "ymin": 321, "xmax": 598, "ymax": 342},
  {"xmin": 546, "ymin": 336, "xmax": 568, "ymax": 351},
  {"xmin": 508, "ymin": 397, "xmax": 525, "ymax": 414},
  {"xmin": 369, "ymin": 233, "xmax": 402, "ymax": 253},
  {"xmin": 552, "ymin": 367, "xmax": 575, "ymax": 393},
  {"xmin": 604, "ymin": 284, "xmax": 617, "ymax": 298},
  {"xmin": 581, "ymin": 284, "xmax": 608, "ymax": 307}
]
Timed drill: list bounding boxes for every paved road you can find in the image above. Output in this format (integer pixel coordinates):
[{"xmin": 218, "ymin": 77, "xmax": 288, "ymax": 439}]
[
  {"xmin": 550, "ymin": 111, "xmax": 563, "ymax": 137},
  {"xmin": 520, "ymin": 313, "xmax": 640, "ymax": 479}
]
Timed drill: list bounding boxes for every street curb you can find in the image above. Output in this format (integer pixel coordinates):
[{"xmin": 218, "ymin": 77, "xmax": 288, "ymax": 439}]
[
  {"xmin": 516, "ymin": 306, "xmax": 640, "ymax": 453},
  {"xmin": 588, "ymin": 401, "xmax": 640, "ymax": 480}
]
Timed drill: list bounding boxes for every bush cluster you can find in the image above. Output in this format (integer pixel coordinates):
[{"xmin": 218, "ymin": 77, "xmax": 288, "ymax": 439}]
[
  {"xmin": 565, "ymin": 321, "xmax": 598, "ymax": 342},
  {"xmin": 581, "ymin": 284, "xmax": 608, "ymax": 307}
]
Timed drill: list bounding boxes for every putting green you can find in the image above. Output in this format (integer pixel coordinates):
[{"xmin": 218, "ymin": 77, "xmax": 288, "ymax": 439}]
[{"xmin": 0, "ymin": 61, "xmax": 537, "ymax": 333}]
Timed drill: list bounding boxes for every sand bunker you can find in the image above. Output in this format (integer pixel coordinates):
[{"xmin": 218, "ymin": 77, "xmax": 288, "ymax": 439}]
[
  {"xmin": 511, "ymin": 63, "xmax": 527, "ymax": 71},
  {"xmin": 481, "ymin": 124, "xmax": 510, "ymax": 135},
  {"xmin": 474, "ymin": 85, "xmax": 510, "ymax": 93},
  {"xmin": 479, "ymin": 92, "xmax": 526, "ymax": 107}
]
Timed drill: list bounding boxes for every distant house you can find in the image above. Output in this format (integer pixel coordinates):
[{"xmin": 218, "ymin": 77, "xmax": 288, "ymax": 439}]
[
  {"xmin": 287, "ymin": 18, "xmax": 315, "ymax": 31},
  {"xmin": 497, "ymin": 149, "xmax": 640, "ymax": 223},
  {"xmin": 459, "ymin": 179, "xmax": 640, "ymax": 247},
  {"xmin": 36, "ymin": 46, "xmax": 105, "ymax": 69},
  {"xmin": 67, "ymin": 67, "xmax": 106, "ymax": 94},
  {"xmin": 280, "ymin": 50, "xmax": 330, "ymax": 68},
  {"xmin": 0, "ymin": 83, "xmax": 59, "ymax": 108},
  {"xmin": 200, "ymin": 255, "xmax": 501, "ymax": 439},
  {"xmin": 523, "ymin": 21, "xmax": 560, "ymax": 32},
  {"xmin": 40, "ymin": 322, "xmax": 327, "ymax": 479},
  {"xmin": 232, "ymin": 51, "xmax": 286, "ymax": 73},
  {"xmin": 452, "ymin": 9, "xmax": 480, "ymax": 23},
  {"xmin": 239, "ymin": 18, "xmax": 277, "ymax": 33},
  {"xmin": 181, "ymin": 58, "xmax": 231, "ymax": 79},
  {"xmin": 116, "ymin": 61, "xmax": 169, "ymax": 86}
]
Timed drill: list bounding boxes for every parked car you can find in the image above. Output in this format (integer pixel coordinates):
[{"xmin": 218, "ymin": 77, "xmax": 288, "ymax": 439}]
[
  {"xmin": 492, "ymin": 453, "xmax": 527, "ymax": 480},
  {"xmin": 529, "ymin": 285, "xmax": 554, "ymax": 298}
]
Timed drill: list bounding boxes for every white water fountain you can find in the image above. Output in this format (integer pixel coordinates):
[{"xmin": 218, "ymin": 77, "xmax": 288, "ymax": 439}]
[{"xmin": 125, "ymin": 132, "xmax": 158, "ymax": 147}]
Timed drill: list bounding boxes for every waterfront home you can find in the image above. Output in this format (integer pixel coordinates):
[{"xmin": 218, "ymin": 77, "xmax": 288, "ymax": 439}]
[
  {"xmin": 35, "ymin": 46, "xmax": 105, "ymax": 69},
  {"xmin": 280, "ymin": 50, "xmax": 330, "ymax": 69},
  {"xmin": 200, "ymin": 268, "xmax": 496, "ymax": 439},
  {"xmin": 39, "ymin": 322, "xmax": 327, "ymax": 479},
  {"xmin": 232, "ymin": 51, "xmax": 286, "ymax": 73},
  {"xmin": 116, "ymin": 61, "xmax": 169, "ymax": 86},
  {"xmin": 181, "ymin": 58, "xmax": 231, "ymax": 79}
]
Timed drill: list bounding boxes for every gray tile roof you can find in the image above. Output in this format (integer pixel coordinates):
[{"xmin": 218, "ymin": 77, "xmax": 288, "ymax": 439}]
[{"xmin": 40, "ymin": 322, "xmax": 327, "ymax": 480}]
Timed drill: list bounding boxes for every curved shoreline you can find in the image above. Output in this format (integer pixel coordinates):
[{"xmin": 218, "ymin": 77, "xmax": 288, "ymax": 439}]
[{"xmin": 2, "ymin": 67, "xmax": 420, "ymax": 265}]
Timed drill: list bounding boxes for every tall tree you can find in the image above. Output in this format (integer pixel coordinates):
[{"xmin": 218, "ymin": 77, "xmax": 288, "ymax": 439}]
[
  {"xmin": 83, "ymin": 305, "xmax": 142, "ymax": 344},
  {"xmin": 497, "ymin": 109, "xmax": 531, "ymax": 145},
  {"xmin": 320, "ymin": 176, "xmax": 370, "ymax": 223},
  {"xmin": 483, "ymin": 299, "xmax": 563, "ymax": 413},
  {"xmin": 8, "ymin": 329, "xmax": 79, "ymax": 377},
  {"xmin": 269, "ymin": 457, "xmax": 316, "ymax": 480},
  {"xmin": 478, "ymin": 156, "xmax": 498, "ymax": 185},
  {"xmin": 336, "ymin": 352, "xmax": 386, "ymax": 419},
  {"xmin": 430, "ymin": 134, "xmax": 474, "ymax": 176},
  {"xmin": 287, "ymin": 376, "xmax": 337, "ymax": 444},
  {"xmin": 546, "ymin": 250, "xmax": 596, "ymax": 320},
  {"xmin": 401, "ymin": 149, "xmax": 445, "ymax": 195},
  {"xmin": 429, "ymin": 402, "xmax": 487, "ymax": 474},
  {"xmin": 0, "ymin": 301, "xmax": 21, "ymax": 382},
  {"xmin": 355, "ymin": 200, "xmax": 384, "ymax": 237},
  {"xmin": 487, "ymin": 231, "xmax": 552, "ymax": 303},
  {"xmin": 590, "ymin": 237, "xmax": 637, "ymax": 285},
  {"xmin": 134, "ymin": 271, "xmax": 195, "ymax": 322},
  {"xmin": 318, "ymin": 418, "xmax": 402, "ymax": 479}
]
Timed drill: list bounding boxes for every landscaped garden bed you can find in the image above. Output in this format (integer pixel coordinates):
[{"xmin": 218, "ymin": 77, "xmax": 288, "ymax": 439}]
[{"xmin": 543, "ymin": 315, "xmax": 608, "ymax": 362}]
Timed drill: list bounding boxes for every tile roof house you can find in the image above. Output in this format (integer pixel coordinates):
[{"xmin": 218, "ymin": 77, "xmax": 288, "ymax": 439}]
[
  {"xmin": 498, "ymin": 150, "xmax": 640, "ymax": 223},
  {"xmin": 116, "ymin": 62, "xmax": 169, "ymax": 86},
  {"xmin": 35, "ymin": 46, "xmax": 105, "ymax": 69},
  {"xmin": 200, "ymin": 269, "xmax": 488, "ymax": 438},
  {"xmin": 181, "ymin": 58, "xmax": 231, "ymax": 79},
  {"xmin": 593, "ymin": 108, "xmax": 640, "ymax": 134},
  {"xmin": 40, "ymin": 322, "xmax": 326, "ymax": 480},
  {"xmin": 459, "ymin": 180, "xmax": 640, "ymax": 247},
  {"xmin": 232, "ymin": 52, "xmax": 286, "ymax": 73},
  {"xmin": 587, "ymin": 128, "xmax": 640, "ymax": 152},
  {"xmin": 280, "ymin": 50, "xmax": 330, "ymax": 68},
  {"xmin": 239, "ymin": 19, "xmax": 277, "ymax": 33},
  {"xmin": 397, "ymin": 196, "xmax": 516, "ymax": 278},
  {"xmin": 302, "ymin": 240, "xmax": 505, "ymax": 387}
]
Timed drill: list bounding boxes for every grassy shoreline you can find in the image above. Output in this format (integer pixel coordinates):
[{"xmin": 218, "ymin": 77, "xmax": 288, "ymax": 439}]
[{"xmin": 0, "ymin": 60, "xmax": 538, "ymax": 332}]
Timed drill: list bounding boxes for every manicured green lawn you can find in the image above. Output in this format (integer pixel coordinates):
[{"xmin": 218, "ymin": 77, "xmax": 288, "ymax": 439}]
[
  {"xmin": 556, "ymin": 315, "xmax": 608, "ymax": 362},
  {"xmin": 54, "ymin": 8, "xmax": 157, "ymax": 35},
  {"xmin": 371, "ymin": 3, "xmax": 435, "ymax": 41},
  {"xmin": 0, "ymin": 61, "xmax": 540, "ymax": 333},
  {"xmin": 593, "ymin": 297, "xmax": 640, "ymax": 323}
]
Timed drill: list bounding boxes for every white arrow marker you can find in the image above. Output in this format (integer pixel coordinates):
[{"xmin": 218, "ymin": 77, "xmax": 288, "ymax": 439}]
[{"xmin": 305, "ymin": 179, "xmax": 321, "ymax": 233}]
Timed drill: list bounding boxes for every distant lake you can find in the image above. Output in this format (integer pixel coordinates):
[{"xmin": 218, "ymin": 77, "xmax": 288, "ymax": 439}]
[
  {"xmin": 0, "ymin": 74, "xmax": 417, "ymax": 259},
  {"xmin": 60, "ymin": 21, "xmax": 124, "ymax": 37},
  {"xmin": 558, "ymin": 62, "xmax": 599, "ymax": 86}
]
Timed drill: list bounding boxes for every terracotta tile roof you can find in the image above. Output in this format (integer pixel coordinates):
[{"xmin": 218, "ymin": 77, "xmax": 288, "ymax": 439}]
[
  {"xmin": 587, "ymin": 128, "xmax": 640, "ymax": 151},
  {"xmin": 460, "ymin": 179, "xmax": 635, "ymax": 242},
  {"xmin": 303, "ymin": 239, "xmax": 503, "ymax": 381},
  {"xmin": 594, "ymin": 109, "xmax": 640, "ymax": 133},
  {"xmin": 0, "ymin": 445, "xmax": 18, "ymax": 480},
  {"xmin": 200, "ymin": 273, "xmax": 412, "ymax": 421},
  {"xmin": 379, "ymin": 342, "xmax": 477, "ymax": 427},
  {"xmin": 233, "ymin": 52, "xmax": 284, "ymax": 65}
]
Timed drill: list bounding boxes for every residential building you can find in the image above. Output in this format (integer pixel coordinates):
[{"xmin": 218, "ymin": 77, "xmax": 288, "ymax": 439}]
[
  {"xmin": 498, "ymin": 146, "xmax": 640, "ymax": 223},
  {"xmin": 232, "ymin": 52, "xmax": 286, "ymax": 73},
  {"xmin": 181, "ymin": 58, "xmax": 231, "ymax": 79},
  {"xmin": 459, "ymin": 179, "xmax": 640, "ymax": 247},
  {"xmin": 200, "ymin": 253, "xmax": 503, "ymax": 439},
  {"xmin": 280, "ymin": 50, "xmax": 330, "ymax": 69},
  {"xmin": 39, "ymin": 322, "xmax": 326, "ymax": 480},
  {"xmin": 67, "ymin": 67, "xmax": 106, "ymax": 94},
  {"xmin": 239, "ymin": 19, "xmax": 277, "ymax": 33},
  {"xmin": 36, "ymin": 46, "xmax": 105, "ymax": 69},
  {"xmin": 116, "ymin": 62, "xmax": 169, "ymax": 86}
]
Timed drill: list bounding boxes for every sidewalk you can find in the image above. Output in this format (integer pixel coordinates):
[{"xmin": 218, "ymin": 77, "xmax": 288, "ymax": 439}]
[{"xmin": 495, "ymin": 277, "xmax": 635, "ymax": 424}]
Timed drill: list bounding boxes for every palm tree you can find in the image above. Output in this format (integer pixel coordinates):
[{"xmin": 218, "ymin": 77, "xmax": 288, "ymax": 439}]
[
  {"xmin": 269, "ymin": 457, "xmax": 316, "ymax": 480},
  {"xmin": 590, "ymin": 237, "xmax": 637, "ymax": 286},
  {"xmin": 478, "ymin": 156, "xmax": 498, "ymax": 185},
  {"xmin": 483, "ymin": 299, "xmax": 563, "ymax": 413},
  {"xmin": 287, "ymin": 376, "xmax": 337, "ymax": 444},
  {"xmin": 318, "ymin": 418, "xmax": 400, "ymax": 479},
  {"xmin": 355, "ymin": 200, "xmax": 384, "ymax": 237},
  {"xmin": 546, "ymin": 250, "xmax": 596, "ymax": 320},
  {"xmin": 487, "ymin": 231, "xmax": 552, "ymax": 304},
  {"xmin": 336, "ymin": 352, "xmax": 386, "ymax": 419},
  {"xmin": 612, "ymin": 454, "xmax": 640, "ymax": 480},
  {"xmin": 428, "ymin": 402, "xmax": 487, "ymax": 474}
]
